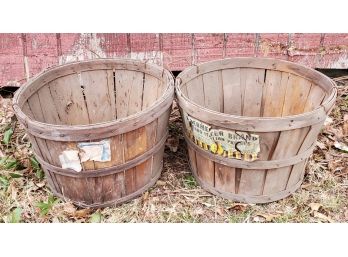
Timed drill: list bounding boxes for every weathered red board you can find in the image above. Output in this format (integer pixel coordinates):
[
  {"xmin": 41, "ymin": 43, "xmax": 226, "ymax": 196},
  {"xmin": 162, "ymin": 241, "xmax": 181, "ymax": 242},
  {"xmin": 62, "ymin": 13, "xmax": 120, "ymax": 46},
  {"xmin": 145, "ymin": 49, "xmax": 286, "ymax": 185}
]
[{"xmin": 0, "ymin": 33, "xmax": 347, "ymax": 87}]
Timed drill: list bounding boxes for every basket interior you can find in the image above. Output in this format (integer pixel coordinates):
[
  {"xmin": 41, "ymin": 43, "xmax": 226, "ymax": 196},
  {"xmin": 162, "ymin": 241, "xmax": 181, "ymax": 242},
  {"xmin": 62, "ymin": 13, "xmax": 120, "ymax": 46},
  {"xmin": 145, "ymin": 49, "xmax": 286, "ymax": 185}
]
[
  {"xmin": 21, "ymin": 68, "xmax": 168, "ymax": 125},
  {"xmin": 180, "ymin": 67, "xmax": 329, "ymax": 117}
]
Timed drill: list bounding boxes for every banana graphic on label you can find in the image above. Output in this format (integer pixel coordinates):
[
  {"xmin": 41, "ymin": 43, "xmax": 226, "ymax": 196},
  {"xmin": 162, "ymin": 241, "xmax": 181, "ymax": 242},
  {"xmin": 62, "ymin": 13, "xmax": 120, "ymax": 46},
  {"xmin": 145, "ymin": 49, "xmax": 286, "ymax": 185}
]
[
  {"xmin": 217, "ymin": 143, "xmax": 224, "ymax": 156},
  {"xmin": 210, "ymin": 143, "xmax": 217, "ymax": 154}
]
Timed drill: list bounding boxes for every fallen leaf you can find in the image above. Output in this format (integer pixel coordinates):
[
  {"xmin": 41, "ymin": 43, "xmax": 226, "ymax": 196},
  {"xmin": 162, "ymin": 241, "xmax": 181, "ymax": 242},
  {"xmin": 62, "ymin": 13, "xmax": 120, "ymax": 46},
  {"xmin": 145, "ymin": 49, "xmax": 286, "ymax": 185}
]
[
  {"xmin": 201, "ymin": 202, "xmax": 213, "ymax": 207},
  {"xmin": 156, "ymin": 180, "xmax": 166, "ymax": 186},
  {"xmin": 7, "ymin": 207, "xmax": 22, "ymax": 223},
  {"xmin": 52, "ymin": 217, "xmax": 60, "ymax": 223},
  {"xmin": 228, "ymin": 203, "xmax": 250, "ymax": 211},
  {"xmin": 165, "ymin": 136, "xmax": 179, "ymax": 152},
  {"xmin": 193, "ymin": 208, "xmax": 204, "ymax": 215},
  {"xmin": 313, "ymin": 211, "xmax": 334, "ymax": 223},
  {"xmin": 254, "ymin": 212, "xmax": 279, "ymax": 222},
  {"xmin": 63, "ymin": 203, "xmax": 76, "ymax": 215},
  {"xmin": 74, "ymin": 208, "xmax": 91, "ymax": 219},
  {"xmin": 344, "ymin": 209, "xmax": 348, "ymax": 221},
  {"xmin": 216, "ymin": 207, "xmax": 225, "ymax": 216},
  {"xmin": 301, "ymin": 183, "xmax": 312, "ymax": 190},
  {"xmin": 35, "ymin": 181, "xmax": 46, "ymax": 188},
  {"xmin": 143, "ymin": 191, "xmax": 149, "ymax": 201},
  {"xmin": 316, "ymin": 141, "xmax": 326, "ymax": 150},
  {"xmin": 89, "ymin": 212, "xmax": 102, "ymax": 223},
  {"xmin": 253, "ymin": 215, "xmax": 265, "ymax": 222},
  {"xmin": 309, "ymin": 203, "xmax": 322, "ymax": 212},
  {"xmin": 324, "ymin": 117, "xmax": 333, "ymax": 126},
  {"xmin": 3, "ymin": 128, "xmax": 13, "ymax": 145},
  {"xmin": 343, "ymin": 114, "xmax": 348, "ymax": 136},
  {"xmin": 334, "ymin": 142, "xmax": 348, "ymax": 153}
]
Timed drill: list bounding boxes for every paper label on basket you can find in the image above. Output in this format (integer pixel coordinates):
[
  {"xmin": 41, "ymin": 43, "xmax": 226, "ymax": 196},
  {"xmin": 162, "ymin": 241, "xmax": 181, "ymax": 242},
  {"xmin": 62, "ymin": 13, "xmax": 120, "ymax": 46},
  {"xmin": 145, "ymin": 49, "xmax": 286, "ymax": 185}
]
[
  {"xmin": 183, "ymin": 113, "xmax": 260, "ymax": 161},
  {"xmin": 59, "ymin": 150, "xmax": 82, "ymax": 172},
  {"xmin": 77, "ymin": 140, "xmax": 111, "ymax": 163}
]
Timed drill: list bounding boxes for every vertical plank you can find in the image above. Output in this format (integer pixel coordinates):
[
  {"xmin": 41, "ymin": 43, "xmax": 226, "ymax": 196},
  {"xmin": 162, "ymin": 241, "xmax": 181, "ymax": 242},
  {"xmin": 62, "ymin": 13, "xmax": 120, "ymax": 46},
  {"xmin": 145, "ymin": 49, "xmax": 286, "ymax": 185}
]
[
  {"xmin": 48, "ymin": 74, "xmax": 90, "ymax": 125},
  {"xmin": 107, "ymin": 70, "xmax": 116, "ymax": 120},
  {"xmin": 22, "ymin": 102, "xmax": 34, "ymax": 119},
  {"xmin": 135, "ymin": 159, "xmax": 152, "ymax": 189},
  {"xmin": 242, "ymin": 68, "xmax": 265, "ymax": 116},
  {"xmin": 214, "ymin": 163, "xmax": 236, "ymax": 193},
  {"xmin": 239, "ymin": 68, "xmax": 247, "ymax": 115},
  {"xmin": 100, "ymin": 173, "xmax": 122, "ymax": 202},
  {"xmin": 221, "ymin": 68, "xmax": 241, "ymax": 115},
  {"xmin": 101, "ymin": 134, "xmax": 125, "ymax": 200},
  {"xmin": 281, "ymin": 74, "xmax": 312, "ymax": 116},
  {"xmin": 115, "ymin": 70, "xmax": 144, "ymax": 118},
  {"xmin": 236, "ymin": 68, "xmax": 266, "ymax": 195},
  {"xmin": 202, "ymin": 70, "xmax": 223, "ymax": 112},
  {"xmin": 195, "ymin": 152, "xmax": 215, "ymax": 187},
  {"xmin": 303, "ymin": 84, "xmax": 326, "ymax": 112},
  {"xmin": 27, "ymin": 93, "xmax": 45, "ymax": 122},
  {"xmin": 263, "ymin": 127, "xmax": 310, "ymax": 194},
  {"xmin": 287, "ymin": 123, "xmax": 323, "ymax": 188},
  {"xmin": 81, "ymin": 70, "xmax": 114, "ymax": 123},
  {"xmin": 125, "ymin": 167, "xmax": 136, "ymax": 195},
  {"xmin": 142, "ymin": 74, "xmax": 159, "ymax": 110},
  {"xmin": 181, "ymin": 84, "xmax": 188, "ymax": 97},
  {"xmin": 124, "ymin": 127, "xmax": 148, "ymax": 194},
  {"xmin": 127, "ymin": 72, "xmax": 145, "ymax": 116},
  {"xmin": 238, "ymin": 169, "xmax": 264, "ymax": 196},
  {"xmin": 238, "ymin": 131, "xmax": 280, "ymax": 195},
  {"xmin": 262, "ymin": 71, "xmax": 289, "ymax": 117},
  {"xmin": 37, "ymin": 86, "xmax": 62, "ymax": 124},
  {"xmin": 186, "ymin": 75, "xmax": 205, "ymax": 106},
  {"xmin": 156, "ymin": 109, "xmax": 170, "ymax": 143},
  {"xmin": 124, "ymin": 128, "xmax": 147, "ymax": 160},
  {"xmin": 152, "ymin": 145, "xmax": 165, "ymax": 178},
  {"xmin": 187, "ymin": 146, "xmax": 197, "ymax": 174}
]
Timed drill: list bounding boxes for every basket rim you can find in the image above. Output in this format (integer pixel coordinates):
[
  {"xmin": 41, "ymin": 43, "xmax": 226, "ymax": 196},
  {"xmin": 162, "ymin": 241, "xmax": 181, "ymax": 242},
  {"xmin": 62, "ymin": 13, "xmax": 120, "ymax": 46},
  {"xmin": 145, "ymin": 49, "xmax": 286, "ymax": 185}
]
[
  {"xmin": 12, "ymin": 58, "xmax": 175, "ymax": 138},
  {"xmin": 175, "ymin": 57, "xmax": 337, "ymax": 132}
]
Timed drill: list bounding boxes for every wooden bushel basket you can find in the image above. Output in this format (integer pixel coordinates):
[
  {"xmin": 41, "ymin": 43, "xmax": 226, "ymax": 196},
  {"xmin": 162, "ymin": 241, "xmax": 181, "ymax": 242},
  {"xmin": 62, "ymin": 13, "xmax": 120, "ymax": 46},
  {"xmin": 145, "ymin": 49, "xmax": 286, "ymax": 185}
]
[
  {"xmin": 13, "ymin": 59, "xmax": 174, "ymax": 208},
  {"xmin": 176, "ymin": 58, "xmax": 337, "ymax": 204}
]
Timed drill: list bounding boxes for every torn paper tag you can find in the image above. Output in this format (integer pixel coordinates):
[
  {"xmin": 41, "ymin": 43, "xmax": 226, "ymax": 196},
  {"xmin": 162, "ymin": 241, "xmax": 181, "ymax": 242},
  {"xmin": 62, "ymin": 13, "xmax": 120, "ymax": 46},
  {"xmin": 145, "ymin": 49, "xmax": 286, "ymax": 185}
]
[
  {"xmin": 183, "ymin": 112, "xmax": 260, "ymax": 161},
  {"xmin": 59, "ymin": 150, "xmax": 82, "ymax": 172},
  {"xmin": 77, "ymin": 140, "xmax": 111, "ymax": 163}
]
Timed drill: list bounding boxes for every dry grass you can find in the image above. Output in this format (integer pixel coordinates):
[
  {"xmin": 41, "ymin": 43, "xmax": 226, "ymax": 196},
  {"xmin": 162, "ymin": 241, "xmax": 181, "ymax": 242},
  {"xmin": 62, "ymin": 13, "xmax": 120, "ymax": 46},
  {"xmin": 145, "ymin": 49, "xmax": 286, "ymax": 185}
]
[{"xmin": 0, "ymin": 77, "xmax": 348, "ymax": 223}]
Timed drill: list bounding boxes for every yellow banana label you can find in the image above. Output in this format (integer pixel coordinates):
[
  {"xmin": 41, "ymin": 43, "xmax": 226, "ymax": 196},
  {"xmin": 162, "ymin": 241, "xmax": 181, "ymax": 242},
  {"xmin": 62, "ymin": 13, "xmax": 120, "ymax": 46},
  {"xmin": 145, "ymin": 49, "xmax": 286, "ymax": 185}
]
[{"xmin": 183, "ymin": 113, "xmax": 260, "ymax": 161}]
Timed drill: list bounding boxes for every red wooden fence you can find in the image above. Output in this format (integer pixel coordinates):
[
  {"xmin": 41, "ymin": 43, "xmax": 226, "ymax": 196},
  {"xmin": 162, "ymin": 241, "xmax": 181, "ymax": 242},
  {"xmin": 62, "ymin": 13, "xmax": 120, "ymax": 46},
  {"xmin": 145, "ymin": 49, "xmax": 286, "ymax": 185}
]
[{"xmin": 0, "ymin": 33, "xmax": 347, "ymax": 87}]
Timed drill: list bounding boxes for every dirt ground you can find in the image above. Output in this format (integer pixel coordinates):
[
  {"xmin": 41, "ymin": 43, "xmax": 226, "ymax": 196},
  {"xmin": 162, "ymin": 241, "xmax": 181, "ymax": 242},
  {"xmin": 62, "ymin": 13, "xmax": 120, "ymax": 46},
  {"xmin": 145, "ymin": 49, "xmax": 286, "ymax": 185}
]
[{"xmin": 0, "ymin": 75, "xmax": 348, "ymax": 223}]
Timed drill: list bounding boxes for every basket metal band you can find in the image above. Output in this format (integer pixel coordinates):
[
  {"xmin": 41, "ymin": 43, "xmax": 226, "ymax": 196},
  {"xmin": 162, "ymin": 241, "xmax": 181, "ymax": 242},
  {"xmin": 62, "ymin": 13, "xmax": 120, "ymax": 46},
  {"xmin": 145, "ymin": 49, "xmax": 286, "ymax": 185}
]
[
  {"xmin": 183, "ymin": 131, "xmax": 316, "ymax": 170},
  {"xmin": 35, "ymin": 132, "xmax": 168, "ymax": 178}
]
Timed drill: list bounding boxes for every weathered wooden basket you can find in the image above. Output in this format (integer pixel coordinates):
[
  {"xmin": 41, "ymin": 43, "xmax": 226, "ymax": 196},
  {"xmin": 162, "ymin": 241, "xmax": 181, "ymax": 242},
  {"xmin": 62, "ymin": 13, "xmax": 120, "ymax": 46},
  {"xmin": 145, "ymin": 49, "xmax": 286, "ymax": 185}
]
[
  {"xmin": 176, "ymin": 58, "xmax": 337, "ymax": 204},
  {"xmin": 13, "ymin": 59, "xmax": 174, "ymax": 208}
]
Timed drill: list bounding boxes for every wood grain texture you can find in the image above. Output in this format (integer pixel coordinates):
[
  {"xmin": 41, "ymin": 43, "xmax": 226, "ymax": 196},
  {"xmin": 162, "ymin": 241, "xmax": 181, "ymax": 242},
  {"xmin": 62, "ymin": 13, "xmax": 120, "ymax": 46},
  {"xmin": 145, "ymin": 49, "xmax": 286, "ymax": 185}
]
[
  {"xmin": 214, "ymin": 163, "xmax": 236, "ymax": 193},
  {"xmin": 221, "ymin": 68, "xmax": 241, "ymax": 115},
  {"xmin": 281, "ymin": 74, "xmax": 312, "ymax": 116},
  {"xmin": 242, "ymin": 68, "xmax": 265, "ymax": 117},
  {"xmin": 202, "ymin": 70, "xmax": 223, "ymax": 112},
  {"xmin": 81, "ymin": 70, "xmax": 114, "ymax": 123},
  {"xmin": 262, "ymin": 127, "xmax": 310, "ymax": 195},
  {"xmin": 48, "ymin": 74, "xmax": 90, "ymax": 125},
  {"xmin": 196, "ymin": 152, "xmax": 215, "ymax": 187},
  {"xmin": 262, "ymin": 71, "xmax": 288, "ymax": 117},
  {"xmin": 37, "ymin": 86, "xmax": 62, "ymax": 124},
  {"xmin": 186, "ymin": 76, "xmax": 205, "ymax": 106},
  {"xmin": 142, "ymin": 74, "xmax": 159, "ymax": 110}
]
